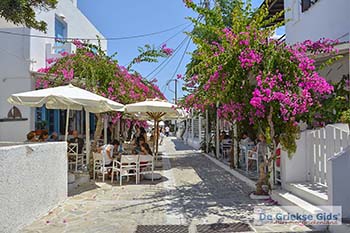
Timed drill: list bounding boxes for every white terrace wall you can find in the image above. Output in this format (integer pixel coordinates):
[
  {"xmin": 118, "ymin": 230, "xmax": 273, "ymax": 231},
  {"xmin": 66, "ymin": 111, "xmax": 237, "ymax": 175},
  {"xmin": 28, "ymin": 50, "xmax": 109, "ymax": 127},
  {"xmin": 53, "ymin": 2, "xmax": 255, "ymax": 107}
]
[
  {"xmin": 281, "ymin": 124, "xmax": 349, "ymax": 187},
  {"xmin": 327, "ymin": 145, "xmax": 350, "ymax": 219},
  {"xmin": 0, "ymin": 142, "xmax": 67, "ymax": 233}
]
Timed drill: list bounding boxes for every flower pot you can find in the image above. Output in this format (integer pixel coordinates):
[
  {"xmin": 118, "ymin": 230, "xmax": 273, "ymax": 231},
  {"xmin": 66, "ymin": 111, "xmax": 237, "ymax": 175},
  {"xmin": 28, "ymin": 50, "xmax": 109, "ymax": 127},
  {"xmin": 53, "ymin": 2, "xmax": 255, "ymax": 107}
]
[
  {"xmin": 262, "ymin": 185, "xmax": 269, "ymax": 193},
  {"xmin": 35, "ymin": 129, "xmax": 43, "ymax": 135}
]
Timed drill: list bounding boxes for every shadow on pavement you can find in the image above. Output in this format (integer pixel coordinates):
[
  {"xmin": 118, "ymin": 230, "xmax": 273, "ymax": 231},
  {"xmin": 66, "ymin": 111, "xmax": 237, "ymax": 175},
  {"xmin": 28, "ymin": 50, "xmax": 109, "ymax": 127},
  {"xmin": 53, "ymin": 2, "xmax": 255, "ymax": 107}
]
[
  {"xmin": 68, "ymin": 181, "xmax": 100, "ymax": 197},
  {"xmin": 170, "ymin": 138, "xmax": 195, "ymax": 151}
]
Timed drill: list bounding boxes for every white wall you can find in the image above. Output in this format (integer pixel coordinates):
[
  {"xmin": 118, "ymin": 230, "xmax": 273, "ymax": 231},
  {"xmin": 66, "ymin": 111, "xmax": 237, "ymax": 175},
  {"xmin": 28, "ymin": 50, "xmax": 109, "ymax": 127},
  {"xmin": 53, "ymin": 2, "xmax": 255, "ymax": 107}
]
[
  {"xmin": 318, "ymin": 53, "xmax": 349, "ymax": 84},
  {"xmin": 0, "ymin": 27, "xmax": 33, "ymax": 141},
  {"xmin": 281, "ymin": 131, "xmax": 309, "ymax": 187},
  {"xmin": 0, "ymin": 0, "xmax": 106, "ymax": 142},
  {"xmin": 30, "ymin": 0, "xmax": 107, "ymax": 71},
  {"xmin": 284, "ymin": 0, "xmax": 350, "ymax": 44},
  {"xmin": 0, "ymin": 142, "xmax": 67, "ymax": 233},
  {"xmin": 328, "ymin": 146, "xmax": 350, "ymax": 218}
]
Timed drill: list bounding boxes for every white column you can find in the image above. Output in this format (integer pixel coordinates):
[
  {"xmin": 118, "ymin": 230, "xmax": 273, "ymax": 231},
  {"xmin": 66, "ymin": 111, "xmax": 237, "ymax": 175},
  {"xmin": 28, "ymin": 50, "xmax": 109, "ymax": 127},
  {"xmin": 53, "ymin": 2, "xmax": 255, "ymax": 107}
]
[
  {"xmin": 205, "ymin": 110, "xmax": 209, "ymax": 153},
  {"xmin": 198, "ymin": 115, "xmax": 202, "ymax": 142},
  {"xmin": 233, "ymin": 121, "xmax": 237, "ymax": 168},
  {"xmin": 85, "ymin": 110, "xmax": 90, "ymax": 166},
  {"xmin": 216, "ymin": 102, "xmax": 220, "ymax": 157},
  {"xmin": 191, "ymin": 109, "xmax": 194, "ymax": 141},
  {"xmin": 65, "ymin": 108, "xmax": 70, "ymax": 142},
  {"xmin": 103, "ymin": 114, "xmax": 108, "ymax": 144}
]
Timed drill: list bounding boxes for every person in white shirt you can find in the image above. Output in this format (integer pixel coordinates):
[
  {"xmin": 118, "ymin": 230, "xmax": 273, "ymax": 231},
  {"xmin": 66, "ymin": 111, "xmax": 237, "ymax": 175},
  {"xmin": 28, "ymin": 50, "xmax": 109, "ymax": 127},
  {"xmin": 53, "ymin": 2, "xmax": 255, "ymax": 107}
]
[
  {"xmin": 165, "ymin": 126, "xmax": 170, "ymax": 137},
  {"xmin": 99, "ymin": 140, "xmax": 120, "ymax": 167}
]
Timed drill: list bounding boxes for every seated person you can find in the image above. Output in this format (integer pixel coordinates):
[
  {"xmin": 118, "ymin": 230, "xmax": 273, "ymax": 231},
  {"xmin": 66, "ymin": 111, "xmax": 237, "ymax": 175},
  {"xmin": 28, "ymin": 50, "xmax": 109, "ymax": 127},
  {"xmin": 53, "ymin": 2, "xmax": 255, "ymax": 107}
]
[
  {"xmin": 137, "ymin": 127, "xmax": 147, "ymax": 144},
  {"xmin": 133, "ymin": 137, "xmax": 143, "ymax": 154},
  {"xmin": 140, "ymin": 141, "xmax": 153, "ymax": 155},
  {"xmin": 68, "ymin": 130, "xmax": 84, "ymax": 154},
  {"xmin": 248, "ymin": 134, "xmax": 268, "ymax": 169},
  {"xmin": 139, "ymin": 139, "xmax": 153, "ymax": 174},
  {"xmin": 219, "ymin": 131, "xmax": 226, "ymax": 142},
  {"xmin": 99, "ymin": 140, "xmax": 120, "ymax": 167},
  {"xmin": 26, "ymin": 131, "xmax": 37, "ymax": 142},
  {"xmin": 131, "ymin": 125, "xmax": 140, "ymax": 145},
  {"xmin": 38, "ymin": 131, "xmax": 49, "ymax": 142},
  {"xmin": 48, "ymin": 132, "xmax": 59, "ymax": 141},
  {"xmin": 113, "ymin": 140, "xmax": 123, "ymax": 156},
  {"xmin": 240, "ymin": 132, "xmax": 252, "ymax": 148}
]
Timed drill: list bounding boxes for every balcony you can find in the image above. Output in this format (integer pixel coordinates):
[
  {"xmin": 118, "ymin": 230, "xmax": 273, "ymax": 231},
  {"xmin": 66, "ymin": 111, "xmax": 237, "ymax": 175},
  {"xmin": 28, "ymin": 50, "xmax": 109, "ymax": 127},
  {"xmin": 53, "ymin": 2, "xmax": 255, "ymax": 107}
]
[{"xmin": 45, "ymin": 42, "xmax": 73, "ymax": 64}]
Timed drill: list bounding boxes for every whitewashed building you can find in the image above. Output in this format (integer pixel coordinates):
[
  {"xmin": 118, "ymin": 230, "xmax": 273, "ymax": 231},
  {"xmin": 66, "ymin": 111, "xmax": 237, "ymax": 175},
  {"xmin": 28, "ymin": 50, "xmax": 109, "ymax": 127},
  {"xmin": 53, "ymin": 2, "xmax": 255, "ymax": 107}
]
[
  {"xmin": 284, "ymin": 0, "xmax": 349, "ymax": 85},
  {"xmin": 284, "ymin": 0, "xmax": 349, "ymax": 44},
  {"xmin": 0, "ymin": 0, "xmax": 106, "ymax": 141},
  {"xmin": 268, "ymin": 0, "xmax": 350, "ymax": 226}
]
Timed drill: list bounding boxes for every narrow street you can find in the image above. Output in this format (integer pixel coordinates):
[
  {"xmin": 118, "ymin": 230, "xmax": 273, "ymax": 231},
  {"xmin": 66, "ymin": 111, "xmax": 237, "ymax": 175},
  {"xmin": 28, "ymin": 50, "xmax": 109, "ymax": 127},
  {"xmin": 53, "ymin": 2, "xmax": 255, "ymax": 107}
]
[{"xmin": 22, "ymin": 137, "xmax": 311, "ymax": 233}]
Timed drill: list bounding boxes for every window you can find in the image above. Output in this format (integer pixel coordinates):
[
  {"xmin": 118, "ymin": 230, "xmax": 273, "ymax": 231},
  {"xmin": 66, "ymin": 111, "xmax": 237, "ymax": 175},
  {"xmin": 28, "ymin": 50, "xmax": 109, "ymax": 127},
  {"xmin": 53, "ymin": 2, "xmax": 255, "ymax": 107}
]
[
  {"xmin": 301, "ymin": 0, "xmax": 319, "ymax": 12},
  {"xmin": 7, "ymin": 106, "xmax": 22, "ymax": 119},
  {"xmin": 0, "ymin": 107, "xmax": 27, "ymax": 122},
  {"xmin": 54, "ymin": 17, "xmax": 67, "ymax": 53}
]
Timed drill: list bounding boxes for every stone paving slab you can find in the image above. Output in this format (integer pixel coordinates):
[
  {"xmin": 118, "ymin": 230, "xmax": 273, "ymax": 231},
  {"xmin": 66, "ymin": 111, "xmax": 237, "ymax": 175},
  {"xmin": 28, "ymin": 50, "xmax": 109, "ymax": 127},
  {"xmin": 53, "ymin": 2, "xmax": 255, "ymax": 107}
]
[{"xmin": 21, "ymin": 137, "xmax": 312, "ymax": 233}]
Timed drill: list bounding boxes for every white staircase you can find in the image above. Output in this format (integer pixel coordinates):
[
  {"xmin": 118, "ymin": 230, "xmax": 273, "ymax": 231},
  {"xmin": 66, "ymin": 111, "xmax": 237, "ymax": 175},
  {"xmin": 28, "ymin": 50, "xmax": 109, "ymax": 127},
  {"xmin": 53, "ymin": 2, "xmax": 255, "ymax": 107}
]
[
  {"xmin": 285, "ymin": 182, "xmax": 328, "ymax": 206},
  {"xmin": 271, "ymin": 124, "xmax": 350, "ymax": 232}
]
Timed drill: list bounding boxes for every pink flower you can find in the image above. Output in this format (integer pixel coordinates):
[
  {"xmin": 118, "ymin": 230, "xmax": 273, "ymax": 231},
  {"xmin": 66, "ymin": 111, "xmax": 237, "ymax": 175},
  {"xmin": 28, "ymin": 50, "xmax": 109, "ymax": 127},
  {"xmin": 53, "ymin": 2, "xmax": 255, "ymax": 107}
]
[
  {"xmin": 161, "ymin": 44, "xmax": 173, "ymax": 56},
  {"xmin": 61, "ymin": 68, "xmax": 74, "ymax": 81},
  {"xmin": 239, "ymin": 48, "xmax": 263, "ymax": 69},
  {"xmin": 46, "ymin": 58, "xmax": 57, "ymax": 65},
  {"xmin": 85, "ymin": 52, "xmax": 95, "ymax": 58},
  {"xmin": 72, "ymin": 39, "xmax": 84, "ymax": 49}
]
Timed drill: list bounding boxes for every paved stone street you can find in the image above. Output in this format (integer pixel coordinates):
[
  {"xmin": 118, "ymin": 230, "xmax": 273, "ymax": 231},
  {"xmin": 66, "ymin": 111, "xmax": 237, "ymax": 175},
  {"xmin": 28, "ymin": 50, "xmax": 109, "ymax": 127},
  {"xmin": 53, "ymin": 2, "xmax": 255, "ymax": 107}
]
[{"xmin": 22, "ymin": 137, "xmax": 311, "ymax": 233}]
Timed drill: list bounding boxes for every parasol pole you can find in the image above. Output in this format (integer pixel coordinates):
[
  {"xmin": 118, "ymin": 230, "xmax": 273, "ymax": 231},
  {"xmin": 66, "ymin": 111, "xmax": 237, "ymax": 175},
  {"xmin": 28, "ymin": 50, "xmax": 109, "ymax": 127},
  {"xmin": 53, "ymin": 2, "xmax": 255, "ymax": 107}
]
[
  {"xmin": 85, "ymin": 110, "xmax": 90, "ymax": 166},
  {"xmin": 155, "ymin": 117, "xmax": 159, "ymax": 159},
  {"xmin": 153, "ymin": 116, "xmax": 156, "ymax": 154},
  {"xmin": 65, "ymin": 107, "xmax": 70, "ymax": 141}
]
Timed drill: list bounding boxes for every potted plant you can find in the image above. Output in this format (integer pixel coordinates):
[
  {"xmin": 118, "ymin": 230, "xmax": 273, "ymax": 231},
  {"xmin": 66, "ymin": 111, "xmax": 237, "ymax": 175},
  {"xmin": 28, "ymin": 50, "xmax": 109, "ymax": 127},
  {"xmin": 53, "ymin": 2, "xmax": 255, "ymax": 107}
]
[{"xmin": 35, "ymin": 120, "xmax": 47, "ymax": 135}]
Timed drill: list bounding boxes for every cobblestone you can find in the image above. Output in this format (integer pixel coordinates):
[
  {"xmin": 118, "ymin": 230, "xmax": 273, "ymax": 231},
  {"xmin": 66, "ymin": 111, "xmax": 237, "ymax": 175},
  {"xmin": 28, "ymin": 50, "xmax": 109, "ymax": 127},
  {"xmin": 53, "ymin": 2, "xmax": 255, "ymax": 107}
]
[{"xmin": 21, "ymin": 137, "xmax": 311, "ymax": 233}]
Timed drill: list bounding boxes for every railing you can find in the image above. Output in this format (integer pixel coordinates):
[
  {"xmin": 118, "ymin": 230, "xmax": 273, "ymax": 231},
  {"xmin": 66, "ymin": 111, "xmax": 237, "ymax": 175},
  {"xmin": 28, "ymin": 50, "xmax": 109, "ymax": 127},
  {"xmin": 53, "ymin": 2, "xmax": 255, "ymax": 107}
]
[
  {"xmin": 45, "ymin": 43, "xmax": 72, "ymax": 64},
  {"xmin": 308, "ymin": 125, "xmax": 350, "ymax": 186}
]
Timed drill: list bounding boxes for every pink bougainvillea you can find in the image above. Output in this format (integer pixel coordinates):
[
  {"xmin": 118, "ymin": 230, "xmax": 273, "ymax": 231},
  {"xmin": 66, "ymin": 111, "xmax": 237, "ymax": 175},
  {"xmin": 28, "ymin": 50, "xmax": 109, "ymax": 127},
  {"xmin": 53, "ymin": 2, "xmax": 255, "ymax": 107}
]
[{"xmin": 161, "ymin": 44, "xmax": 174, "ymax": 56}]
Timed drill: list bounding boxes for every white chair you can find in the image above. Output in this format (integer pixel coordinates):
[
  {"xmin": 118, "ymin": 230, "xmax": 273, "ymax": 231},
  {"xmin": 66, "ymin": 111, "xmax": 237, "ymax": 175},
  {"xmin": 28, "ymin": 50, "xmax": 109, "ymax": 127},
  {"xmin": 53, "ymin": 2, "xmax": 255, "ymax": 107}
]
[
  {"xmin": 67, "ymin": 143, "xmax": 79, "ymax": 171},
  {"xmin": 111, "ymin": 155, "xmax": 139, "ymax": 186},
  {"xmin": 93, "ymin": 152, "xmax": 113, "ymax": 182},
  {"xmin": 221, "ymin": 139, "xmax": 232, "ymax": 160},
  {"xmin": 138, "ymin": 155, "xmax": 154, "ymax": 182},
  {"xmin": 239, "ymin": 142, "xmax": 255, "ymax": 168},
  {"xmin": 246, "ymin": 144, "xmax": 259, "ymax": 173}
]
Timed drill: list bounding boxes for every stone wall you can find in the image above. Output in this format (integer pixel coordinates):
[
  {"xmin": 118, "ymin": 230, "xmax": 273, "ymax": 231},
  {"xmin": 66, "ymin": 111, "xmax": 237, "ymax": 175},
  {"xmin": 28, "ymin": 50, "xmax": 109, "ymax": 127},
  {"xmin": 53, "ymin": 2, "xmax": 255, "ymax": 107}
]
[{"xmin": 0, "ymin": 142, "xmax": 67, "ymax": 233}]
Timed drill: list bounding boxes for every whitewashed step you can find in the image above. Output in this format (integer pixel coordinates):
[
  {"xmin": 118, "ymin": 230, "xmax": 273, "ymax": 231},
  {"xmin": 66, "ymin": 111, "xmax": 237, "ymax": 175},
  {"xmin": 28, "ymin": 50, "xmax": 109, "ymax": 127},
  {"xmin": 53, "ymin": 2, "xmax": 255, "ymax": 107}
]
[
  {"xmin": 329, "ymin": 223, "xmax": 350, "ymax": 233},
  {"xmin": 271, "ymin": 189, "xmax": 327, "ymax": 231},
  {"xmin": 286, "ymin": 182, "xmax": 328, "ymax": 206},
  {"xmin": 271, "ymin": 189, "xmax": 324, "ymax": 215}
]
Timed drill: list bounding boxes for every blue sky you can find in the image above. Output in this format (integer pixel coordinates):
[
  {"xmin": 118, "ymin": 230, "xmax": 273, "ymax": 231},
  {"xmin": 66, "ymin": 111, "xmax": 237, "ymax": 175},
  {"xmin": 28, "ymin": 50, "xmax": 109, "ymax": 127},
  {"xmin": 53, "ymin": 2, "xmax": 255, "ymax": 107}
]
[{"xmin": 78, "ymin": 0, "xmax": 266, "ymax": 101}]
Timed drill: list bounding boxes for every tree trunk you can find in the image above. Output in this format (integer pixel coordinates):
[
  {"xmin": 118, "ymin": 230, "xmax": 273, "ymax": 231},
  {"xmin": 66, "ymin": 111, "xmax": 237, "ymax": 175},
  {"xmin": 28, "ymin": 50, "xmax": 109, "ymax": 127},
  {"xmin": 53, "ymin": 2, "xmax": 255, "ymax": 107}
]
[
  {"xmin": 230, "ymin": 124, "xmax": 235, "ymax": 169},
  {"xmin": 92, "ymin": 113, "xmax": 103, "ymax": 150},
  {"xmin": 255, "ymin": 106, "xmax": 276, "ymax": 195},
  {"xmin": 88, "ymin": 113, "xmax": 103, "ymax": 177}
]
